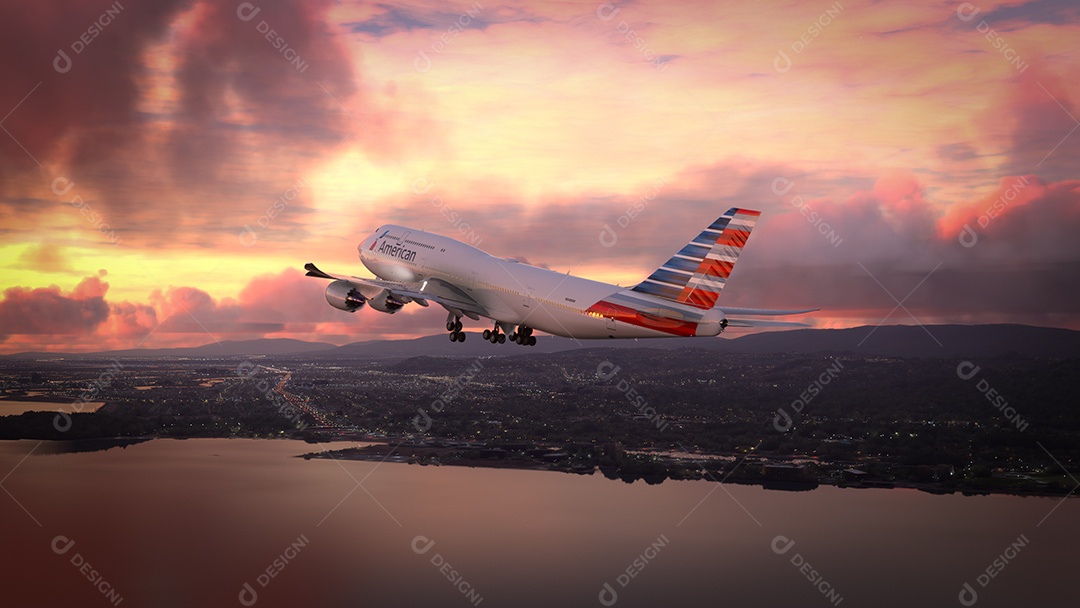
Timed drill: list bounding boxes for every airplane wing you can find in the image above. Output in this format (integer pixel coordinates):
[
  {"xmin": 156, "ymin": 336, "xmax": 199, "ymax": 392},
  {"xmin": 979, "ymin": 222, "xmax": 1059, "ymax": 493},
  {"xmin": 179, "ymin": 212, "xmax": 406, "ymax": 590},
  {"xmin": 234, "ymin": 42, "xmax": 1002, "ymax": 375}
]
[{"xmin": 304, "ymin": 263, "xmax": 489, "ymax": 320}]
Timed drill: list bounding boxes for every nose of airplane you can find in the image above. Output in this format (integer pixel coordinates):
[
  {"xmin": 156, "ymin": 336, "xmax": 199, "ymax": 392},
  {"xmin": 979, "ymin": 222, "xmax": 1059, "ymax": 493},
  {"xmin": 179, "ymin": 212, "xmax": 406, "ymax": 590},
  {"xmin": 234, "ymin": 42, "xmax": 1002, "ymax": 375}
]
[{"xmin": 358, "ymin": 232, "xmax": 374, "ymax": 255}]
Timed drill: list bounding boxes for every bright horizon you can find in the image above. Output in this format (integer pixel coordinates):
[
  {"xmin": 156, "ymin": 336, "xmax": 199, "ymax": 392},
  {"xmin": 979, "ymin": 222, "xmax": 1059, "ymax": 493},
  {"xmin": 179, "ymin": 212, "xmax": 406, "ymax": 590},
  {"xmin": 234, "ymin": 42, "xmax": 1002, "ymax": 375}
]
[{"xmin": 2, "ymin": 0, "xmax": 1079, "ymax": 353}]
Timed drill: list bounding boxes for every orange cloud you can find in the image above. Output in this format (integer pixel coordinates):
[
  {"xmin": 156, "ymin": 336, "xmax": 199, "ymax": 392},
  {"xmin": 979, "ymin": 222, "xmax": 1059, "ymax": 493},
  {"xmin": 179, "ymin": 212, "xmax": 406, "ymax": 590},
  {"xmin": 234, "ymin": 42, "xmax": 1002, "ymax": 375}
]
[{"xmin": 938, "ymin": 175, "xmax": 1047, "ymax": 240}]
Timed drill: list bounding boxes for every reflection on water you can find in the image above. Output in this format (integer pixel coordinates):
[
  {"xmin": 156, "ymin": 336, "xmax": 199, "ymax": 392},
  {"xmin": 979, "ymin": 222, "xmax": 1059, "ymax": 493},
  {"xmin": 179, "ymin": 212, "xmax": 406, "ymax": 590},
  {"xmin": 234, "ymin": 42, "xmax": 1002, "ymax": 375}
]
[
  {"xmin": 32, "ymin": 437, "xmax": 154, "ymax": 455},
  {"xmin": 0, "ymin": 400, "xmax": 104, "ymax": 416},
  {"xmin": 0, "ymin": 439, "xmax": 1074, "ymax": 607}
]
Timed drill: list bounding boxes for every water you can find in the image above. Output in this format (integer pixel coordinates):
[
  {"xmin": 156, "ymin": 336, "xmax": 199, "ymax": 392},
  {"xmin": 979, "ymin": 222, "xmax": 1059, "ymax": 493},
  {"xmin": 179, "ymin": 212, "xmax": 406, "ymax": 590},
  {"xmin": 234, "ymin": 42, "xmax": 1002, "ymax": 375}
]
[{"xmin": 0, "ymin": 439, "xmax": 1074, "ymax": 607}]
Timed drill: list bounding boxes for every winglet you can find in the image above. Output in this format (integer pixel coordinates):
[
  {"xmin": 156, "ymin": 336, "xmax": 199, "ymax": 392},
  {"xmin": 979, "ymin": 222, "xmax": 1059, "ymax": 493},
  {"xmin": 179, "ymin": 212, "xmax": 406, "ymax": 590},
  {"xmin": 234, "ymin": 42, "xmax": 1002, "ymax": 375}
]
[{"xmin": 304, "ymin": 263, "xmax": 335, "ymax": 280}]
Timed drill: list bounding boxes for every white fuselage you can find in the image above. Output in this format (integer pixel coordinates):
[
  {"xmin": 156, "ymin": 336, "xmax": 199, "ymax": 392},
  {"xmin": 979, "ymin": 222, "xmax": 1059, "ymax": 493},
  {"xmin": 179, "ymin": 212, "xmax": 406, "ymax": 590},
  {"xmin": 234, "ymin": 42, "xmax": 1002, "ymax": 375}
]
[{"xmin": 357, "ymin": 225, "xmax": 690, "ymax": 339}]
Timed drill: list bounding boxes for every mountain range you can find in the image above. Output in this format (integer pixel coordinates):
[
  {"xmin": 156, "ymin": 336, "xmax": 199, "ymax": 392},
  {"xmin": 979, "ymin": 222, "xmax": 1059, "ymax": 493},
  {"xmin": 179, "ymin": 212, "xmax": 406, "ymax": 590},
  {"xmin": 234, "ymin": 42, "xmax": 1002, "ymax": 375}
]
[{"xmin": 6, "ymin": 324, "xmax": 1079, "ymax": 359}]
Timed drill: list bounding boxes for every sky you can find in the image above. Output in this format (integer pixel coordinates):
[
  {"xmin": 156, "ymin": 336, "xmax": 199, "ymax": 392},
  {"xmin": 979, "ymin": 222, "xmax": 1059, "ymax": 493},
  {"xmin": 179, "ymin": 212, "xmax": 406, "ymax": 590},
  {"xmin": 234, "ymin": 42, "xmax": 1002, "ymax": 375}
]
[{"xmin": 0, "ymin": 0, "xmax": 1078, "ymax": 353}]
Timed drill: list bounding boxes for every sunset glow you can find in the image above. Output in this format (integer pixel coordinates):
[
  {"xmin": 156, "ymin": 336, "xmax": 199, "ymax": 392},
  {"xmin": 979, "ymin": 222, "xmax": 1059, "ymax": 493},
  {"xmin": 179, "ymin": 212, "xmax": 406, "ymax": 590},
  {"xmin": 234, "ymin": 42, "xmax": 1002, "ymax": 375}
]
[{"xmin": 2, "ymin": 0, "xmax": 1078, "ymax": 352}]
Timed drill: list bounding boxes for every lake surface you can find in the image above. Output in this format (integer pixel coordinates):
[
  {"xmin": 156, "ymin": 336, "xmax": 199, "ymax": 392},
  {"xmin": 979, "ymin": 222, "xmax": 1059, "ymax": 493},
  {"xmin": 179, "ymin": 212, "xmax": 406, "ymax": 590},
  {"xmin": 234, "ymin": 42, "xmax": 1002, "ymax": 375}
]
[{"xmin": 0, "ymin": 439, "xmax": 1074, "ymax": 607}]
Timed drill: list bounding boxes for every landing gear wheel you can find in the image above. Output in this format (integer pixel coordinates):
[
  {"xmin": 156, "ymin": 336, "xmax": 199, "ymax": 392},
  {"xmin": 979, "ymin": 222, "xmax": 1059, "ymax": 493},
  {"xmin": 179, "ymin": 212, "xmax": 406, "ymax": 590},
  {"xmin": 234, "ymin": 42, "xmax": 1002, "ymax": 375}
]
[
  {"xmin": 483, "ymin": 329, "xmax": 491, "ymax": 340},
  {"xmin": 497, "ymin": 333, "xmax": 506, "ymax": 344},
  {"xmin": 446, "ymin": 321, "xmax": 456, "ymax": 332},
  {"xmin": 454, "ymin": 320, "xmax": 463, "ymax": 332},
  {"xmin": 509, "ymin": 332, "xmax": 517, "ymax": 342},
  {"xmin": 527, "ymin": 336, "xmax": 536, "ymax": 346},
  {"xmin": 449, "ymin": 332, "xmax": 458, "ymax": 342},
  {"xmin": 458, "ymin": 331, "xmax": 466, "ymax": 342}
]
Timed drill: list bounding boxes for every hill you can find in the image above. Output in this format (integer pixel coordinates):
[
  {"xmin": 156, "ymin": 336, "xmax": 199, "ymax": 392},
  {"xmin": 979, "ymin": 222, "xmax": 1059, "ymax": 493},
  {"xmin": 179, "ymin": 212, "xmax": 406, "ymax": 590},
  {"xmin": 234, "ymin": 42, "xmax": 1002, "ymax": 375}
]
[
  {"xmin": 6, "ymin": 324, "xmax": 1078, "ymax": 359},
  {"xmin": 323, "ymin": 324, "xmax": 1080, "ymax": 359}
]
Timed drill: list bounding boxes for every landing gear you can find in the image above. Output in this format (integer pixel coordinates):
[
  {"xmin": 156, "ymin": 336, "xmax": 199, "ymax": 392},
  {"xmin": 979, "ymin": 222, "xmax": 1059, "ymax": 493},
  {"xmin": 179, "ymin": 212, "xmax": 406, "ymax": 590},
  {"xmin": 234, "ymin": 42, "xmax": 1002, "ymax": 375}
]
[
  {"xmin": 511, "ymin": 325, "xmax": 536, "ymax": 346},
  {"xmin": 446, "ymin": 314, "xmax": 465, "ymax": 342},
  {"xmin": 467, "ymin": 320, "xmax": 537, "ymax": 346},
  {"xmin": 484, "ymin": 324, "xmax": 507, "ymax": 344}
]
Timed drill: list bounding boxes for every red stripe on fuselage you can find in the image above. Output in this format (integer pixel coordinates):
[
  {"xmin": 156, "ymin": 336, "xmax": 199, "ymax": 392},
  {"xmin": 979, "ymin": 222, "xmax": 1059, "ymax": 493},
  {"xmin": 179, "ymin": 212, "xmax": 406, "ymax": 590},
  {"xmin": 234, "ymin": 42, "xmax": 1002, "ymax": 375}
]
[{"xmin": 585, "ymin": 301, "xmax": 699, "ymax": 337}]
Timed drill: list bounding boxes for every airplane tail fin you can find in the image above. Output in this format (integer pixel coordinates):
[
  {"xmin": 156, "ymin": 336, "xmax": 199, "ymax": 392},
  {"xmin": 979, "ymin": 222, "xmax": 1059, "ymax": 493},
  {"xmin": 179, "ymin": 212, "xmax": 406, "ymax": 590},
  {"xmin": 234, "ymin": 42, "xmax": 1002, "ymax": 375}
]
[{"xmin": 631, "ymin": 208, "xmax": 760, "ymax": 309}]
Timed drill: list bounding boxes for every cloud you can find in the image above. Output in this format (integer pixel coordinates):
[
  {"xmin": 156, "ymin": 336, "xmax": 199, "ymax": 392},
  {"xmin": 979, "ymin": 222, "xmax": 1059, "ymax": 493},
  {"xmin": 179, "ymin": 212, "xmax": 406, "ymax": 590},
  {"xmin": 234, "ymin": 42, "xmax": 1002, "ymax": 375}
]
[
  {"xmin": 0, "ymin": 266, "xmax": 453, "ymax": 352},
  {"xmin": 0, "ymin": 0, "xmax": 361, "ymax": 248},
  {"xmin": 3, "ymin": 0, "xmax": 1080, "ymax": 353},
  {"xmin": 977, "ymin": 66, "xmax": 1080, "ymax": 184},
  {"xmin": 978, "ymin": 0, "xmax": 1080, "ymax": 27},
  {"xmin": 13, "ymin": 243, "xmax": 75, "ymax": 273},
  {"xmin": 730, "ymin": 172, "xmax": 1080, "ymax": 325},
  {"xmin": 2, "ymin": 163, "xmax": 1079, "ymax": 355},
  {"xmin": 105, "ymin": 300, "xmax": 158, "ymax": 340},
  {"xmin": 0, "ymin": 271, "xmax": 110, "ymax": 337},
  {"xmin": 345, "ymin": 3, "xmax": 493, "ymax": 37}
]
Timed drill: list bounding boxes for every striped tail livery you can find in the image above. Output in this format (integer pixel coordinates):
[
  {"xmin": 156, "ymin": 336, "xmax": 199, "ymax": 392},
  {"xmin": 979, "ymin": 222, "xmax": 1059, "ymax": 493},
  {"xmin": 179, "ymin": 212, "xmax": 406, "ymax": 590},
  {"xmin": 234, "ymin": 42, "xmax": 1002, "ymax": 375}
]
[
  {"xmin": 585, "ymin": 208, "xmax": 815, "ymax": 337},
  {"xmin": 631, "ymin": 208, "xmax": 759, "ymax": 309}
]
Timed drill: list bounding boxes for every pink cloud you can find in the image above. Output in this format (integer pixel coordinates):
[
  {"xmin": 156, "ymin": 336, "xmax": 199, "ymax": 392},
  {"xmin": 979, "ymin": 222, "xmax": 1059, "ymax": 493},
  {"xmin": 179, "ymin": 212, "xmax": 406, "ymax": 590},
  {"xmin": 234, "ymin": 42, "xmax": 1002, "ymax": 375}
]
[{"xmin": 0, "ymin": 271, "xmax": 110, "ymax": 337}]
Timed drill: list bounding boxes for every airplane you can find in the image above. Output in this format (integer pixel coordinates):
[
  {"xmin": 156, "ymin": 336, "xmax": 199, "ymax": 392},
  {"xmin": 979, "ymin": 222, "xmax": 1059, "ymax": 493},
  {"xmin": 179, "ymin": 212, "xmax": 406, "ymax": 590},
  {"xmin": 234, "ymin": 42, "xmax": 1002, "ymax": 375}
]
[{"xmin": 305, "ymin": 207, "xmax": 817, "ymax": 345}]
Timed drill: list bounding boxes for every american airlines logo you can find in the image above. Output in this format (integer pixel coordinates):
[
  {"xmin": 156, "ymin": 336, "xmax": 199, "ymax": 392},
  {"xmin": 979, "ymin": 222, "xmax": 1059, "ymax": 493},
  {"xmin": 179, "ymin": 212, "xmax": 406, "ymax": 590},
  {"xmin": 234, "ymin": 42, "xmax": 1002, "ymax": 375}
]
[{"xmin": 378, "ymin": 240, "xmax": 417, "ymax": 262}]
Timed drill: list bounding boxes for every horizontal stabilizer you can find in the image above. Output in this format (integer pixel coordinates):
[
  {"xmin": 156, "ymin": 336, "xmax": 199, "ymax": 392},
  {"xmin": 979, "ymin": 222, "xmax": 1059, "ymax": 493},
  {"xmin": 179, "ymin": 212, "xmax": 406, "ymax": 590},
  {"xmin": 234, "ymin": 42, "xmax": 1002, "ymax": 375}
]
[
  {"xmin": 725, "ymin": 318, "xmax": 813, "ymax": 328},
  {"xmin": 719, "ymin": 306, "xmax": 819, "ymax": 316}
]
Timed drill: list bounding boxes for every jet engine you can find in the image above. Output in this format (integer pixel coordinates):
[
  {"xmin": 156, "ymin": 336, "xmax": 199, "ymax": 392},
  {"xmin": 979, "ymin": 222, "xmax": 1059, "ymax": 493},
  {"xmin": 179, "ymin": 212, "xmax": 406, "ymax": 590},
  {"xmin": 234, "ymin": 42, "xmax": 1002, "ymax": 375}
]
[
  {"xmin": 368, "ymin": 289, "xmax": 407, "ymax": 314},
  {"xmin": 325, "ymin": 280, "xmax": 366, "ymax": 312}
]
